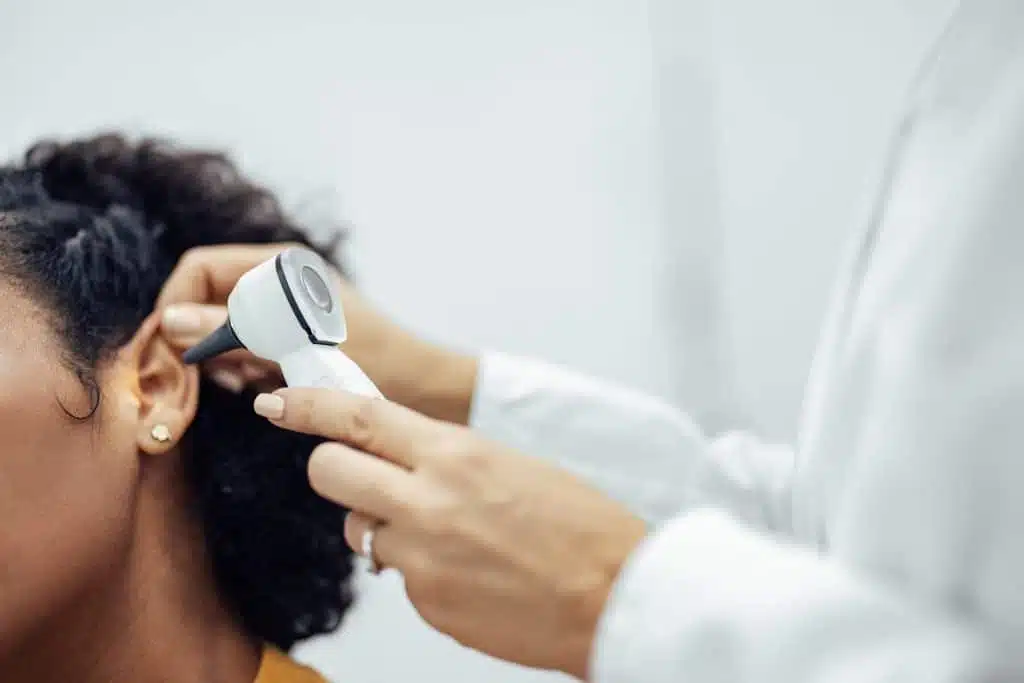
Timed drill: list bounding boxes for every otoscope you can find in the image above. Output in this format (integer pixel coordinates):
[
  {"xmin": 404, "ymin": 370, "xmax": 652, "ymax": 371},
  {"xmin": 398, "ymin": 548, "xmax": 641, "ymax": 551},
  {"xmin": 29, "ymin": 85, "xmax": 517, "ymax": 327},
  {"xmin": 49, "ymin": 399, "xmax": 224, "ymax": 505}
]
[{"xmin": 181, "ymin": 247, "xmax": 383, "ymax": 398}]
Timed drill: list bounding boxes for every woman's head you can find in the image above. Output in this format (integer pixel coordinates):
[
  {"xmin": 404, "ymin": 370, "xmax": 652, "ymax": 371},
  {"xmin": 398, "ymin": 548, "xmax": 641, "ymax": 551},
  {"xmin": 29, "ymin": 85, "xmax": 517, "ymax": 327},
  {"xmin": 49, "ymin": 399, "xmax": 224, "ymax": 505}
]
[{"xmin": 0, "ymin": 134, "xmax": 354, "ymax": 657}]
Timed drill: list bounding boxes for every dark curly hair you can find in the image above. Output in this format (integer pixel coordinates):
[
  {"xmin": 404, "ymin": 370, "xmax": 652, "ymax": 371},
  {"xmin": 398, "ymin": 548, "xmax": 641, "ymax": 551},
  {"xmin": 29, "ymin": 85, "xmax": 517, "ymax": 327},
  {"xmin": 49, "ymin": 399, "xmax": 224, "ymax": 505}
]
[{"xmin": 0, "ymin": 133, "xmax": 355, "ymax": 651}]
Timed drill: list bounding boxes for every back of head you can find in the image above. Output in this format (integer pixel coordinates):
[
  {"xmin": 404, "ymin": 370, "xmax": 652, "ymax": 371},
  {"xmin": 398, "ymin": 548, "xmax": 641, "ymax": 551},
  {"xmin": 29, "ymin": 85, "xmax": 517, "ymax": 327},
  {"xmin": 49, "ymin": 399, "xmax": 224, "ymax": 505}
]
[{"xmin": 0, "ymin": 133, "xmax": 355, "ymax": 652}]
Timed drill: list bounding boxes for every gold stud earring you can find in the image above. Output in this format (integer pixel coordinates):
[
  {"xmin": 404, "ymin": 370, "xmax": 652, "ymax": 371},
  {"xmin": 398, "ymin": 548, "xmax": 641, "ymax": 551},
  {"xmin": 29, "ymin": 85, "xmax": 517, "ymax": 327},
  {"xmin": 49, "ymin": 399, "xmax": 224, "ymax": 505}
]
[{"xmin": 150, "ymin": 424, "xmax": 172, "ymax": 444}]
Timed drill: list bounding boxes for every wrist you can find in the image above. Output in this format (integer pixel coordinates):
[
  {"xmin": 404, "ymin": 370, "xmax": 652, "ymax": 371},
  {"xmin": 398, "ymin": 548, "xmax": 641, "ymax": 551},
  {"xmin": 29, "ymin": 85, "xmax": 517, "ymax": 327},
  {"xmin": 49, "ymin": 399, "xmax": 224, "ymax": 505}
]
[
  {"xmin": 375, "ymin": 332, "xmax": 478, "ymax": 425},
  {"xmin": 563, "ymin": 516, "xmax": 648, "ymax": 681}
]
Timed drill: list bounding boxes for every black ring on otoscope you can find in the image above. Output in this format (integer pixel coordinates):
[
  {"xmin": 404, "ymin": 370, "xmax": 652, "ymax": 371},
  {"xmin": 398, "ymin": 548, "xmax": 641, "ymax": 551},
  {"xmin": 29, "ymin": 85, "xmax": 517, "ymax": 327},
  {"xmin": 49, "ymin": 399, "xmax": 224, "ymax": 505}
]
[{"xmin": 275, "ymin": 253, "xmax": 336, "ymax": 347}]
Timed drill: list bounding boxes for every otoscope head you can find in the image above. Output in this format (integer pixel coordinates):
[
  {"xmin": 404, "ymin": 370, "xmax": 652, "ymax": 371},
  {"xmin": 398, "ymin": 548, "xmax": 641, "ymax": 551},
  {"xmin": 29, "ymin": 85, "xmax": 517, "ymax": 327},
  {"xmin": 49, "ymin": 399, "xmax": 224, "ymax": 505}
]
[{"xmin": 181, "ymin": 247, "xmax": 347, "ymax": 366}]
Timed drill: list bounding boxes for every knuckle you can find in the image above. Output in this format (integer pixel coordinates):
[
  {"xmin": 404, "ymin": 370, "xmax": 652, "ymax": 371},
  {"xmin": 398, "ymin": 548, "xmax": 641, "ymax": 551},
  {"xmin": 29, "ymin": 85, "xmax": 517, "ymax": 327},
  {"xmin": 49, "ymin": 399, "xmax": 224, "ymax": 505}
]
[{"xmin": 343, "ymin": 396, "xmax": 378, "ymax": 449}]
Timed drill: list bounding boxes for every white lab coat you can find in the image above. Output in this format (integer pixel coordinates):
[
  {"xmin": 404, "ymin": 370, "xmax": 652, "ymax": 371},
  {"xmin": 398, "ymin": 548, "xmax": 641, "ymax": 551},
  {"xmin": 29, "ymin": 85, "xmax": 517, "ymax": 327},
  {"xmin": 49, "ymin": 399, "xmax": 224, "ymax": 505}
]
[{"xmin": 469, "ymin": 1, "xmax": 1024, "ymax": 680}]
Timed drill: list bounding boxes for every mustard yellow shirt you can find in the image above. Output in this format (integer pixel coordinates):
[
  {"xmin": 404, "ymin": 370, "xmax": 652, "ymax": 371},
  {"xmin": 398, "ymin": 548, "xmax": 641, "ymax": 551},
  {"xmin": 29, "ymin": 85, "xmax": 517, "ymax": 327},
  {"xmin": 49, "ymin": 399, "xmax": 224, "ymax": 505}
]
[{"xmin": 255, "ymin": 647, "xmax": 328, "ymax": 683}]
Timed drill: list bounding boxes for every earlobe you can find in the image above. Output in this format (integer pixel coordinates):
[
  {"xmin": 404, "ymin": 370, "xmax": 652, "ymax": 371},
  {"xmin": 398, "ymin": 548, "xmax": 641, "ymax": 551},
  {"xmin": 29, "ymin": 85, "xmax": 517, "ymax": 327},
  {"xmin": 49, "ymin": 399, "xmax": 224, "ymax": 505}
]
[{"xmin": 125, "ymin": 313, "xmax": 200, "ymax": 455}]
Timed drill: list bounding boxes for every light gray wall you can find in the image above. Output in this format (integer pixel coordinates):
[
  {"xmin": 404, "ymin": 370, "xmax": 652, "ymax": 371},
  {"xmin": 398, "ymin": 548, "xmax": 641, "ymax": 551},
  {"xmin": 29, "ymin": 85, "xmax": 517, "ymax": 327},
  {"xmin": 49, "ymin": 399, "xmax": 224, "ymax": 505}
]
[
  {"xmin": 709, "ymin": 0, "xmax": 958, "ymax": 438},
  {"xmin": 0, "ymin": 2, "xmax": 720, "ymax": 681},
  {"xmin": 649, "ymin": 0, "xmax": 740, "ymax": 433}
]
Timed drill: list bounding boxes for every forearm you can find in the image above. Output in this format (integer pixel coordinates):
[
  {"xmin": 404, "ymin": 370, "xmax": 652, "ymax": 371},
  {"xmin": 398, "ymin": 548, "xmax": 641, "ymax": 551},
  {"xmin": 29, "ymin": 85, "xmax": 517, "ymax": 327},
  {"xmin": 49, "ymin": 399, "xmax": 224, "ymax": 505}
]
[
  {"xmin": 355, "ymin": 329, "xmax": 478, "ymax": 426},
  {"xmin": 387, "ymin": 341, "xmax": 479, "ymax": 426}
]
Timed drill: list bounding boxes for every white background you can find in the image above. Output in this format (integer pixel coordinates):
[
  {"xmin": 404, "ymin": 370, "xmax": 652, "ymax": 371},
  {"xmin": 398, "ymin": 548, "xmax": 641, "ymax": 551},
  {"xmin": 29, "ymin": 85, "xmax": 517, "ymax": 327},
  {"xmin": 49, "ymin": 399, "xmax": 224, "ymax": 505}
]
[{"xmin": 0, "ymin": 1, "xmax": 957, "ymax": 681}]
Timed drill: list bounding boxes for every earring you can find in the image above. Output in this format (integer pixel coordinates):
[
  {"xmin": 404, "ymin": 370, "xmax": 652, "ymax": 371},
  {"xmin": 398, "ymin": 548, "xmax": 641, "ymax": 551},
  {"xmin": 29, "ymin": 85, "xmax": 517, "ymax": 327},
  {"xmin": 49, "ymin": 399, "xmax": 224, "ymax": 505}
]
[{"xmin": 150, "ymin": 424, "xmax": 172, "ymax": 444}]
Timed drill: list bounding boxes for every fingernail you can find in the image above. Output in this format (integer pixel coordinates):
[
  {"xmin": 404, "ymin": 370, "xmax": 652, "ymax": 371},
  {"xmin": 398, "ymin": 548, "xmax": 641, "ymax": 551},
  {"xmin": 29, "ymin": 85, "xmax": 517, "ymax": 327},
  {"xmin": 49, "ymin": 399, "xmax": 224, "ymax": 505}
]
[
  {"xmin": 254, "ymin": 393, "xmax": 285, "ymax": 420},
  {"xmin": 162, "ymin": 305, "xmax": 201, "ymax": 334},
  {"xmin": 210, "ymin": 370, "xmax": 245, "ymax": 394}
]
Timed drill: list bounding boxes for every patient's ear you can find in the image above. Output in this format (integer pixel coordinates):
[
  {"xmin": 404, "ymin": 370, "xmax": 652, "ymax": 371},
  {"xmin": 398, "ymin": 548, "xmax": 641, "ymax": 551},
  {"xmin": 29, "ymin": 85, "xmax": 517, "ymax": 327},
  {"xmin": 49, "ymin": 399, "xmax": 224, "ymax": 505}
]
[{"xmin": 124, "ymin": 313, "xmax": 200, "ymax": 455}]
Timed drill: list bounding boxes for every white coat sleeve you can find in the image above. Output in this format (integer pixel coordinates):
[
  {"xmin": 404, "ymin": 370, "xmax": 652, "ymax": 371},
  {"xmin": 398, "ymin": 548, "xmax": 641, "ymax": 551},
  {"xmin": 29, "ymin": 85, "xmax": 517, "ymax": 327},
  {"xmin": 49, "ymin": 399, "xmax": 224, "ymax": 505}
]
[
  {"xmin": 592, "ymin": 509, "xmax": 1009, "ymax": 683},
  {"xmin": 592, "ymin": 57, "xmax": 1024, "ymax": 683},
  {"xmin": 470, "ymin": 352, "xmax": 796, "ymax": 530}
]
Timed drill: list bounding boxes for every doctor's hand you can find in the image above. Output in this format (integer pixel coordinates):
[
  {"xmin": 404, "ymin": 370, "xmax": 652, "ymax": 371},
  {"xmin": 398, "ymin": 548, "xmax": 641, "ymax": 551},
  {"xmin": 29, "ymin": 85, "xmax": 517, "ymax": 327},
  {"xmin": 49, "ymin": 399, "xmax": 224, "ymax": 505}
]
[
  {"xmin": 155, "ymin": 243, "xmax": 478, "ymax": 423},
  {"xmin": 254, "ymin": 387, "xmax": 648, "ymax": 681}
]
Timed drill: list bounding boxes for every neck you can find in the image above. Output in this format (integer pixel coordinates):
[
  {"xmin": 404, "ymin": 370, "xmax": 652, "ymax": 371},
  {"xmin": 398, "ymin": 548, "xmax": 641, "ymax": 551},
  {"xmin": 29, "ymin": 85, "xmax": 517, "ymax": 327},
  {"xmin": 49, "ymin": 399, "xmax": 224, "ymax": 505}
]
[{"xmin": 3, "ymin": 463, "xmax": 262, "ymax": 683}]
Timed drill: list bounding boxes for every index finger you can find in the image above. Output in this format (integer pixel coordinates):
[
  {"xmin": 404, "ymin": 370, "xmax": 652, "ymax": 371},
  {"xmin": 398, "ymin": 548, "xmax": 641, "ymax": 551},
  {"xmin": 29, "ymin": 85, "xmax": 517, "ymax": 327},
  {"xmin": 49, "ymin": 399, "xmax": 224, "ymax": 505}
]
[
  {"xmin": 257, "ymin": 388, "xmax": 442, "ymax": 469},
  {"xmin": 156, "ymin": 243, "xmax": 302, "ymax": 308}
]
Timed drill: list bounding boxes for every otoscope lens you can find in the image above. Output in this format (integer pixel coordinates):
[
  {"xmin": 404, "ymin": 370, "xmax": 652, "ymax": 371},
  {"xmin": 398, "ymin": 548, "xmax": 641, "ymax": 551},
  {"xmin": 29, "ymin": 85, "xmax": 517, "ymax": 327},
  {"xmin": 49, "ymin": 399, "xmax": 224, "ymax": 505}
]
[{"xmin": 300, "ymin": 265, "xmax": 333, "ymax": 313}]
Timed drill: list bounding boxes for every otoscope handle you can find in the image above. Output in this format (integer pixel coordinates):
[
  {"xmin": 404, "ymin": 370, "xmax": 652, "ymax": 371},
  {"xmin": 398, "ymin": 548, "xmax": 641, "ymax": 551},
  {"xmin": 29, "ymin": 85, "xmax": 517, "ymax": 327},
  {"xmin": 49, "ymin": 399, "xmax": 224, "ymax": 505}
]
[{"xmin": 279, "ymin": 346, "xmax": 384, "ymax": 399}]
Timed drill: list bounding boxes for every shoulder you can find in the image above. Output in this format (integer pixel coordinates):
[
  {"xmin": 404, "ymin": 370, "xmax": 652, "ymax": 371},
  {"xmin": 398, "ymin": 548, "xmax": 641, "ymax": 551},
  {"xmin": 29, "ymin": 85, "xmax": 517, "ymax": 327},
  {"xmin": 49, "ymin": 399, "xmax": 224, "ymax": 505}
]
[{"xmin": 255, "ymin": 646, "xmax": 331, "ymax": 683}]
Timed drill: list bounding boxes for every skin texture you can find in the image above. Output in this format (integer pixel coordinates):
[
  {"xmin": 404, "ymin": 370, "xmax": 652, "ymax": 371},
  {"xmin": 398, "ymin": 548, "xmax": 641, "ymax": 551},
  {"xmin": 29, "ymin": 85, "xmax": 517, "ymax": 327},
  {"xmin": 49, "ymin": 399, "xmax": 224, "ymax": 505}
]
[
  {"xmin": 158, "ymin": 243, "xmax": 648, "ymax": 680},
  {"xmin": 0, "ymin": 283, "xmax": 260, "ymax": 682}
]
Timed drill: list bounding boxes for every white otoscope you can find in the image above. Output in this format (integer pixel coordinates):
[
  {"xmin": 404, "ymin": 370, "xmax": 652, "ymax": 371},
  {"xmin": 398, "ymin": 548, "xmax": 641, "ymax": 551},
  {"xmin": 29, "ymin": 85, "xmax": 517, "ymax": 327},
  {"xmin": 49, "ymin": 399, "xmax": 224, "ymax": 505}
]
[{"xmin": 181, "ymin": 246, "xmax": 383, "ymax": 398}]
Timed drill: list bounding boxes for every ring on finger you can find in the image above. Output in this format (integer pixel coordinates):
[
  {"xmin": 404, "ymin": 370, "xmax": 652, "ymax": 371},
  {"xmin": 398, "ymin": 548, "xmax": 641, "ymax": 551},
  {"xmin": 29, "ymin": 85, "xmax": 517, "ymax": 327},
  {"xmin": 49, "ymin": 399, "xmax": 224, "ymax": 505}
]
[{"xmin": 361, "ymin": 523, "xmax": 383, "ymax": 575}]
